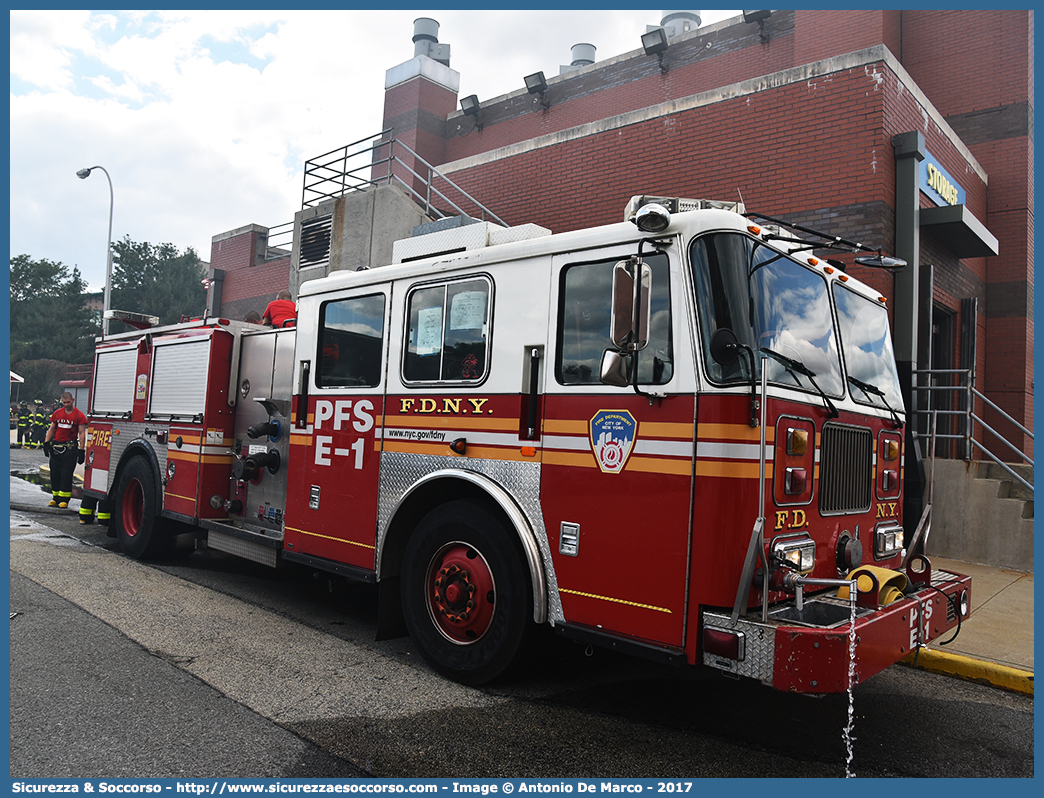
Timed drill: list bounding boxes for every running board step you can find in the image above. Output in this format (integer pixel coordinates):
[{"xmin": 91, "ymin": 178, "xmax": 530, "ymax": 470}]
[{"xmin": 200, "ymin": 520, "xmax": 281, "ymax": 568}]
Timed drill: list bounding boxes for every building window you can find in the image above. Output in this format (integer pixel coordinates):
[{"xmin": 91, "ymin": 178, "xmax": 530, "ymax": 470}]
[
  {"xmin": 317, "ymin": 294, "xmax": 386, "ymax": 388},
  {"xmin": 403, "ymin": 277, "xmax": 491, "ymax": 384}
]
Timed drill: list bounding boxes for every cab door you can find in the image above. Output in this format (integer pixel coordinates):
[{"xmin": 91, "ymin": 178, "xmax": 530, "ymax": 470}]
[
  {"xmin": 284, "ymin": 289, "xmax": 390, "ymax": 570},
  {"xmin": 540, "ymin": 245, "xmax": 696, "ymax": 648}
]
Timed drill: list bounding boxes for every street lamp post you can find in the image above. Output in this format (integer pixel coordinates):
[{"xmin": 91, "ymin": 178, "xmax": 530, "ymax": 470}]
[{"xmin": 76, "ymin": 166, "xmax": 114, "ymax": 336}]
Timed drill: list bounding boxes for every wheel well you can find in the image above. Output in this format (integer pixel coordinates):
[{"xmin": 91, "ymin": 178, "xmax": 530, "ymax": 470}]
[
  {"xmin": 379, "ymin": 474, "xmax": 546, "ymax": 624},
  {"xmin": 381, "ymin": 477, "xmax": 496, "ymax": 579}
]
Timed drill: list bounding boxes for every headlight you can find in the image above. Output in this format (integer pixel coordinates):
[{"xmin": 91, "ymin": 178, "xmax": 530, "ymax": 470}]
[
  {"xmin": 874, "ymin": 523, "xmax": 904, "ymax": 559},
  {"xmin": 773, "ymin": 537, "xmax": 815, "ymax": 572}
]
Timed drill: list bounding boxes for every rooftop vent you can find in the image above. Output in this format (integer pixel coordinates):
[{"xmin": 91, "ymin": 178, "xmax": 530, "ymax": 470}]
[
  {"xmin": 413, "ymin": 17, "xmax": 451, "ymax": 66},
  {"xmin": 560, "ymin": 42, "xmax": 596, "ymax": 75},
  {"xmin": 658, "ymin": 11, "xmax": 702, "ymax": 38},
  {"xmin": 570, "ymin": 43, "xmax": 597, "ymax": 66}
]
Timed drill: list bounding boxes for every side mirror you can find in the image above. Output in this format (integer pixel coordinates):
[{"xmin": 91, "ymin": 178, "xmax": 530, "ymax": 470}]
[
  {"xmin": 609, "ymin": 257, "xmax": 652, "ymax": 352},
  {"xmin": 599, "ymin": 349, "xmax": 630, "ymax": 387},
  {"xmin": 710, "ymin": 327, "xmax": 741, "ymax": 366}
]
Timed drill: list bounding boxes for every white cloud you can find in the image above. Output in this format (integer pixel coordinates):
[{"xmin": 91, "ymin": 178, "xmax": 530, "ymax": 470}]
[{"xmin": 9, "ymin": 9, "xmax": 739, "ymax": 291}]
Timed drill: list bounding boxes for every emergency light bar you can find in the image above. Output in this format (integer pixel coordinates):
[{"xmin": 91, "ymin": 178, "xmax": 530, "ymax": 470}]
[
  {"xmin": 104, "ymin": 309, "xmax": 160, "ymax": 330},
  {"xmin": 624, "ymin": 194, "xmax": 746, "ymax": 222}
]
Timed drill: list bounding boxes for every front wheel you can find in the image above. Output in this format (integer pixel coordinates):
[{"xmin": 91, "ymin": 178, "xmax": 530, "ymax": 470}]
[
  {"xmin": 113, "ymin": 457, "xmax": 167, "ymax": 559},
  {"xmin": 401, "ymin": 500, "xmax": 531, "ymax": 685}
]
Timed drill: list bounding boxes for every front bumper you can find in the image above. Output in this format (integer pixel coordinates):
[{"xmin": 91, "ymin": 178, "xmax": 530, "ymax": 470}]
[{"xmin": 702, "ymin": 564, "xmax": 971, "ymax": 693}]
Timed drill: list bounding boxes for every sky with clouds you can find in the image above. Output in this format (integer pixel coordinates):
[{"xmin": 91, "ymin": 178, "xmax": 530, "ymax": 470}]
[{"xmin": 9, "ymin": 9, "xmax": 739, "ymax": 293}]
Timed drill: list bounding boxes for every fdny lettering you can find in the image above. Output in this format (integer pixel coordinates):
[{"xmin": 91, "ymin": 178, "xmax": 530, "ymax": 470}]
[
  {"xmin": 775, "ymin": 509, "xmax": 807, "ymax": 530},
  {"xmin": 313, "ymin": 399, "xmax": 374, "ymax": 469},
  {"xmin": 399, "ymin": 397, "xmax": 490, "ymax": 414},
  {"xmin": 876, "ymin": 502, "xmax": 899, "ymax": 519}
]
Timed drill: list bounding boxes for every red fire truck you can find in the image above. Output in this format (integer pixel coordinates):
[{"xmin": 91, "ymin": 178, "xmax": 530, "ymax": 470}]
[{"xmin": 81, "ymin": 197, "xmax": 971, "ymax": 692}]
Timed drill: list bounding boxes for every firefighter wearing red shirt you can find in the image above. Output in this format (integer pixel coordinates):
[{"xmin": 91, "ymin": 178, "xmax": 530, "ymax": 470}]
[
  {"xmin": 43, "ymin": 392, "xmax": 87, "ymax": 509},
  {"xmin": 262, "ymin": 290, "xmax": 297, "ymax": 327}
]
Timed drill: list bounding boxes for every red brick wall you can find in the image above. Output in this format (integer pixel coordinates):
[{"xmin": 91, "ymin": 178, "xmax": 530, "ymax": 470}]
[
  {"xmin": 899, "ymin": 10, "xmax": 1032, "ymax": 115},
  {"xmin": 794, "ymin": 9, "xmax": 902, "ymax": 66},
  {"xmin": 210, "ymin": 229, "xmax": 292, "ymax": 322},
  {"xmin": 210, "ymin": 230, "xmax": 257, "ymax": 273},
  {"xmin": 898, "ymin": 9, "xmax": 1034, "ymax": 455},
  {"xmin": 383, "ymin": 75, "xmax": 459, "ymax": 193}
]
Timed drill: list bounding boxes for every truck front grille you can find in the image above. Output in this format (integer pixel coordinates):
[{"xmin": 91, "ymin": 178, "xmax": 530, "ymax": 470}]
[{"xmin": 819, "ymin": 424, "xmax": 872, "ymax": 514}]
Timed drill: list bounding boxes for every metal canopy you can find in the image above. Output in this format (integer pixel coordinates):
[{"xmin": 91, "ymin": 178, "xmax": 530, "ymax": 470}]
[{"xmin": 920, "ymin": 204, "xmax": 999, "ymax": 258}]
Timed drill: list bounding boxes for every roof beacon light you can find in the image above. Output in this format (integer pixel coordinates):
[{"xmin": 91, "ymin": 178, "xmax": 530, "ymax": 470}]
[{"xmin": 632, "ymin": 203, "xmax": 672, "ymax": 233}]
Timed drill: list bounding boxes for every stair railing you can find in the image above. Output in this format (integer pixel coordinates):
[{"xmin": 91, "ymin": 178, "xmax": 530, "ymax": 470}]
[{"xmin": 913, "ymin": 367, "xmax": 1033, "ymax": 495}]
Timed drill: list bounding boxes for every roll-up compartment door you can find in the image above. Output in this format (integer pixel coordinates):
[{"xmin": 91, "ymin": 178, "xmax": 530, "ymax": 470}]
[
  {"xmin": 92, "ymin": 347, "xmax": 138, "ymax": 414},
  {"xmin": 149, "ymin": 339, "xmax": 211, "ymax": 417}
]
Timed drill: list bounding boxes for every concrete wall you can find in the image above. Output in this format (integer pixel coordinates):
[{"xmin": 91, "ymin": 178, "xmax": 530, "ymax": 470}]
[
  {"xmin": 290, "ymin": 184, "xmax": 431, "ymax": 298},
  {"xmin": 926, "ymin": 458, "xmax": 1034, "ymax": 572}
]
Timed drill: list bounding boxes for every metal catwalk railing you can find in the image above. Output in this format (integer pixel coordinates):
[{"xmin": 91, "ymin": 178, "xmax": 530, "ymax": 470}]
[
  {"xmin": 301, "ymin": 131, "xmax": 507, "ymax": 226},
  {"xmin": 913, "ymin": 367, "xmax": 1033, "ymax": 495}
]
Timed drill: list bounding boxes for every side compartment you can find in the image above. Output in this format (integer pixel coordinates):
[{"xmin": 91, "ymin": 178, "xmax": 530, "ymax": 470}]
[{"xmin": 203, "ymin": 328, "xmax": 295, "ymax": 567}]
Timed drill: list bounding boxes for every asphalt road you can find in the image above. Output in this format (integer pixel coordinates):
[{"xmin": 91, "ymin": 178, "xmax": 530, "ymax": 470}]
[{"xmin": 8, "ymin": 459, "xmax": 1035, "ymax": 779}]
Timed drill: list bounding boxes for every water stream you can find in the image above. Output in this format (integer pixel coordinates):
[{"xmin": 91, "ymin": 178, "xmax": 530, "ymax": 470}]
[{"xmin": 843, "ymin": 595, "xmax": 858, "ymax": 777}]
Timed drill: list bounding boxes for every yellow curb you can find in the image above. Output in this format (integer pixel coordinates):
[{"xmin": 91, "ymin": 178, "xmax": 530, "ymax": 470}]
[{"xmin": 901, "ymin": 648, "xmax": 1034, "ymax": 696}]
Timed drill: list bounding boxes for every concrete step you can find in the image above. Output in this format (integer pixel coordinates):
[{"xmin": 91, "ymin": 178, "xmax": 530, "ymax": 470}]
[
  {"xmin": 929, "ymin": 459, "xmax": 1034, "ymax": 571},
  {"xmin": 973, "ymin": 460, "xmax": 1034, "ymax": 510}
]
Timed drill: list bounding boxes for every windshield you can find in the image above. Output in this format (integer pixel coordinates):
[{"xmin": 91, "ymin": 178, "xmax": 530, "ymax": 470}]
[
  {"xmin": 833, "ymin": 283, "xmax": 904, "ymax": 413},
  {"xmin": 690, "ymin": 233, "xmax": 844, "ymax": 397}
]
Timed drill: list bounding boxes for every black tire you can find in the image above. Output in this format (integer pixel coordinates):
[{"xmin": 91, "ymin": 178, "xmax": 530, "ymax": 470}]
[
  {"xmin": 401, "ymin": 500, "xmax": 531, "ymax": 685},
  {"xmin": 113, "ymin": 457, "xmax": 167, "ymax": 559}
]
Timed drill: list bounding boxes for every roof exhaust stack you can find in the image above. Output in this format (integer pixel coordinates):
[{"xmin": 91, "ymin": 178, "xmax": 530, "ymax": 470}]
[
  {"xmin": 561, "ymin": 42, "xmax": 596, "ymax": 75},
  {"xmin": 413, "ymin": 17, "xmax": 451, "ymax": 66},
  {"xmin": 657, "ymin": 11, "xmax": 702, "ymax": 39},
  {"xmin": 570, "ymin": 43, "xmax": 596, "ymax": 67}
]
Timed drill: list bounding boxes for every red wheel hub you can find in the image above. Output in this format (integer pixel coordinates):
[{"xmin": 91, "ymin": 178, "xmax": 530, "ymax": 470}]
[
  {"xmin": 121, "ymin": 479, "xmax": 144, "ymax": 538},
  {"xmin": 427, "ymin": 543, "xmax": 496, "ymax": 644}
]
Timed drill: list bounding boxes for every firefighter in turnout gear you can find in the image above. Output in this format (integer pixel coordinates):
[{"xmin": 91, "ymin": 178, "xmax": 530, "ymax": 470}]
[
  {"xmin": 16, "ymin": 402, "xmax": 32, "ymax": 447},
  {"xmin": 31, "ymin": 400, "xmax": 49, "ymax": 448},
  {"xmin": 43, "ymin": 393, "xmax": 87, "ymax": 509}
]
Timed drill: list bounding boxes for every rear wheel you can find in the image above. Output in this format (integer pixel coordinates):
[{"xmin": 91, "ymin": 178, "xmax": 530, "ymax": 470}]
[
  {"xmin": 113, "ymin": 457, "xmax": 167, "ymax": 559},
  {"xmin": 402, "ymin": 500, "xmax": 531, "ymax": 685}
]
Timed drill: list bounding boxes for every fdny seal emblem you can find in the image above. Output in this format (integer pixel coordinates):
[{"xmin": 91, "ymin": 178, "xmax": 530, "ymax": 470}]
[{"xmin": 590, "ymin": 410, "xmax": 637, "ymax": 474}]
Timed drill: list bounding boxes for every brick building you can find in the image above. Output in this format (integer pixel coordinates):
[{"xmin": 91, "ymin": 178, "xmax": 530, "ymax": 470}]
[{"xmin": 211, "ymin": 9, "xmax": 1032, "ymax": 461}]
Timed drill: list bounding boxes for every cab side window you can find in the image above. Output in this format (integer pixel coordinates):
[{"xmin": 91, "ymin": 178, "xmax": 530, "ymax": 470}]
[
  {"xmin": 403, "ymin": 277, "xmax": 491, "ymax": 384},
  {"xmin": 317, "ymin": 294, "xmax": 386, "ymax": 388},
  {"xmin": 557, "ymin": 253, "xmax": 672, "ymax": 385}
]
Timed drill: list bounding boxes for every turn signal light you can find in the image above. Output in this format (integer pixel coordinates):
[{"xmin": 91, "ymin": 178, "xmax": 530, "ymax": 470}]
[
  {"xmin": 787, "ymin": 428, "xmax": 809, "ymax": 456},
  {"xmin": 882, "ymin": 439, "xmax": 900, "ymax": 461}
]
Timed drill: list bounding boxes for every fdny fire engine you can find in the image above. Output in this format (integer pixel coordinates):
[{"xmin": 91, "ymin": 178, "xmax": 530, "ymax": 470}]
[{"xmin": 81, "ymin": 196, "xmax": 971, "ymax": 692}]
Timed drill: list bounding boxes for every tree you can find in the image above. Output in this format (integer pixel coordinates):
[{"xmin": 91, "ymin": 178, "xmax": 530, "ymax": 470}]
[
  {"xmin": 9, "ymin": 255, "xmax": 99, "ymax": 364},
  {"xmin": 109, "ymin": 236, "xmax": 208, "ymax": 328},
  {"xmin": 10, "ymin": 358, "xmax": 70, "ymax": 406}
]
